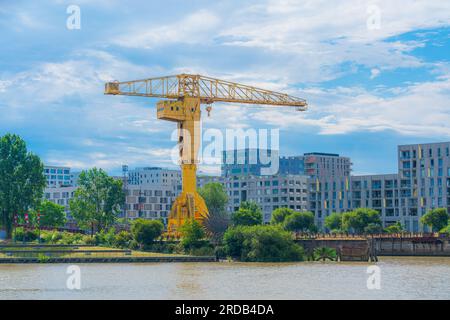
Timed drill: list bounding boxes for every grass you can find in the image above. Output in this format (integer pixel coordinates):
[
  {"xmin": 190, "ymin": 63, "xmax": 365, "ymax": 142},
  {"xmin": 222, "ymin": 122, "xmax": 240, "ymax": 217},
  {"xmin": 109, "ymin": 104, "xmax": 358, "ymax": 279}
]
[{"xmin": 0, "ymin": 245, "xmax": 189, "ymax": 259}]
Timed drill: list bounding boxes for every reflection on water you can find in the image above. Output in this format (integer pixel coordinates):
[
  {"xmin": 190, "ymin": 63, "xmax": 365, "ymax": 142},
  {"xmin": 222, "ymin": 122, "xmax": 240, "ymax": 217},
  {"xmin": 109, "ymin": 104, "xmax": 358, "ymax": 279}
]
[{"xmin": 0, "ymin": 257, "xmax": 450, "ymax": 300}]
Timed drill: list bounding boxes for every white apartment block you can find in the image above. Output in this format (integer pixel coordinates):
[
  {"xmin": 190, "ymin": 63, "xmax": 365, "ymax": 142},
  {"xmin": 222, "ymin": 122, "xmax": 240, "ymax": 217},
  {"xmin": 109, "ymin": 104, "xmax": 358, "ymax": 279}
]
[
  {"xmin": 309, "ymin": 142, "xmax": 450, "ymax": 232},
  {"xmin": 43, "ymin": 186, "xmax": 77, "ymax": 221},
  {"xmin": 124, "ymin": 167, "xmax": 182, "ymax": 224},
  {"xmin": 199, "ymin": 174, "xmax": 309, "ymax": 223},
  {"xmin": 44, "ymin": 166, "xmax": 73, "ymax": 188}
]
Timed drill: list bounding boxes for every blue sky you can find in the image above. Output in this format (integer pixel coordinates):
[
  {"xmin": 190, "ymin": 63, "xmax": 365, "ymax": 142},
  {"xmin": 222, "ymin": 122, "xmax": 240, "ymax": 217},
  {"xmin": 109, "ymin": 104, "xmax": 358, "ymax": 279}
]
[{"xmin": 1, "ymin": 0, "xmax": 450, "ymax": 176}]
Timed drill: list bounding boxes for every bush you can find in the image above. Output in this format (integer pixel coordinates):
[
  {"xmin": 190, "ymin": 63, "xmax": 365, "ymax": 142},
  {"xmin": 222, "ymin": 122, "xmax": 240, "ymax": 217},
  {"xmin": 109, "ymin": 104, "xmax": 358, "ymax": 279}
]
[
  {"xmin": 190, "ymin": 245, "xmax": 215, "ymax": 256},
  {"xmin": 271, "ymin": 208, "xmax": 296, "ymax": 225},
  {"xmin": 223, "ymin": 225, "xmax": 305, "ymax": 262},
  {"xmin": 114, "ymin": 231, "xmax": 133, "ymax": 248},
  {"xmin": 94, "ymin": 228, "xmax": 117, "ymax": 246},
  {"xmin": 131, "ymin": 219, "xmax": 164, "ymax": 248},
  {"xmin": 231, "ymin": 202, "xmax": 263, "ymax": 226},
  {"xmin": 342, "ymin": 208, "xmax": 382, "ymax": 234},
  {"xmin": 283, "ymin": 211, "xmax": 317, "ymax": 232},
  {"xmin": 180, "ymin": 219, "xmax": 206, "ymax": 251},
  {"xmin": 83, "ymin": 235, "xmax": 97, "ymax": 246},
  {"xmin": 14, "ymin": 228, "xmax": 39, "ymax": 242}
]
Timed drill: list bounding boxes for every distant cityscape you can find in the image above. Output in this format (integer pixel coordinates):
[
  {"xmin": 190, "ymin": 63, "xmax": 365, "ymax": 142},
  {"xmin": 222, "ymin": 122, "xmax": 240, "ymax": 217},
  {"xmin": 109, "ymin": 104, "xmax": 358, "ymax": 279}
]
[{"xmin": 44, "ymin": 141, "xmax": 450, "ymax": 232}]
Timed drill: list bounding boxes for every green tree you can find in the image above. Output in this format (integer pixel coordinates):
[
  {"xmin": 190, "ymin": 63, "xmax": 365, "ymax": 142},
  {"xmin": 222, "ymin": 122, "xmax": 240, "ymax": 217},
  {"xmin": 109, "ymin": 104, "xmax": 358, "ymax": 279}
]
[
  {"xmin": 69, "ymin": 168, "xmax": 124, "ymax": 234},
  {"xmin": 324, "ymin": 212, "xmax": 343, "ymax": 232},
  {"xmin": 223, "ymin": 225, "xmax": 305, "ymax": 262},
  {"xmin": 231, "ymin": 201, "xmax": 263, "ymax": 226},
  {"xmin": 180, "ymin": 219, "xmax": 206, "ymax": 251},
  {"xmin": 342, "ymin": 208, "xmax": 382, "ymax": 234},
  {"xmin": 33, "ymin": 200, "xmax": 66, "ymax": 227},
  {"xmin": 131, "ymin": 219, "xmax": 164, "ymax": 248},
  {"xmin": 271, "ymin": 208, "xmax": 295, "ymax": 225},
  {"xmin": 199, "ymin": 183, "xmax": 229, "ymax": 242},
  {"xmin": 0, "ymin": 134, "xmax": 46, "ymax": 238},
  {"xmin": 364, "ymin": 223, "xmax": 384, "ymax": 234},
  {"xmin": 420, "ymin": 208, "xmax": 449, "ymax": 232},
  {"xmin": 385, "ymin": 222, "xmax": 405, "ymax": 234},
  {"xmin": 283, "ymin": 211, "xmax": 317, "ymax": 232},
  {"xmin": 232, "ymin": 208, "xmax": 263, "ymax": 226},
  {"xmin": 313, "ymin": 247, "xmax": 337, "ymax": 261}
]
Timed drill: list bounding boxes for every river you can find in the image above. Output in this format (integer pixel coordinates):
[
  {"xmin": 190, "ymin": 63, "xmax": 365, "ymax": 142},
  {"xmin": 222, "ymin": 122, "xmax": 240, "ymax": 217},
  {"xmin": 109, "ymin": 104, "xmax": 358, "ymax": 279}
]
[{"xmin": 0, "ymin": 257, "xmax": 449, "ymax": 299}]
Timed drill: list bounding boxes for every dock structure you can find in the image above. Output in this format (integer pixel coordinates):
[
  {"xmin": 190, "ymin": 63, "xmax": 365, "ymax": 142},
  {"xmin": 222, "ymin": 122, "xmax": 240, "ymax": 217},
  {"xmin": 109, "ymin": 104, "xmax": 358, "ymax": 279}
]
[{"xmin": 295, "ymin": 233, "xmax": 450, "ymax": 261}]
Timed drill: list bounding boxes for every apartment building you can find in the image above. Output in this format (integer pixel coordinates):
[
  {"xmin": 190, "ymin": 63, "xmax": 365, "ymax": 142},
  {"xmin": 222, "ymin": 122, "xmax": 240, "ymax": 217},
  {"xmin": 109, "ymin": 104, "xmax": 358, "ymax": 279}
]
[
  {"xmin": 198, "ymin": 174, "xmax": 309, "ymax": 223},
  {"xmin": 309, "ymin": 142, "xmax": 450, "ymax": 232},
  {"xmin": 308, "ymin": 174, "xmax": 402, "ymax": 230},
  {"xmin": 43, "ymin": 186, "xmax": 77, "ymax": 221},
  {"xmin": 44, "ymin": 166, "xmax": 73, "ymax": 188},
  {"xmin": 124, "ymin": 167, "xmax": 182, "ymax": 223}
]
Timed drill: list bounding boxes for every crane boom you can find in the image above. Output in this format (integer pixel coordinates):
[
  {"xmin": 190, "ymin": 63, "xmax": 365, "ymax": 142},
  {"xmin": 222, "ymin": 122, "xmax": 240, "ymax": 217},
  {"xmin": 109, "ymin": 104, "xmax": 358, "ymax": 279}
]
[{"xmin": 105, "ymin": 74, "xmax": 307, "ymax": 109}]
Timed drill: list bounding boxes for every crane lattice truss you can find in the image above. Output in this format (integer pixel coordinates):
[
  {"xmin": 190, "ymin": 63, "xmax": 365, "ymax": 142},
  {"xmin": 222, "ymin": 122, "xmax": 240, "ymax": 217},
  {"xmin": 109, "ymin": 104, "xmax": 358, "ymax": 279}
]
[{"xmin": 105, "ymin": 74, "xmax": 307, "ymax": 109}]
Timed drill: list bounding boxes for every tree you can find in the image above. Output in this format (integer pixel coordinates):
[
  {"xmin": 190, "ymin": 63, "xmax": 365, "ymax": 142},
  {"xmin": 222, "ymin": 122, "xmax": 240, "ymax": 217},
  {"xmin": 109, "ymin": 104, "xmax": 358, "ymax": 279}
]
[
  {"xmin": 271, "ymin": 208, "xmax": 295, "ymax": 225},
  {"xmin": 385, "ymin": 222, "xmax": 405, "ymax": 234},
  {"xmin": 0, "ymin": 134, "xmax": 46, "ymax": 238},
  {"xmin": 180, "ymin": 219, "xmax": 206, "ymax": 251},
  {"xmin": 69, "ymin": 168, "xmax": 124, "ymax": 234},
  {"xmin": 33, "ymin": 200, "xmax": 66, "ymax": 227},
  {"xmin": 223, "ymin": 225, "xmax": 305, "ymax": 262},
  {"xmin": 324, "ymin": 212, "xmax": 343, "ymax": 232},
  {"xmin": 283, "ymin": 211, "xmax": 317, "ymax": 232},
  {"xmin": 232, "ymin": 208, "xmax": 263, "ymax": 226},
  {"xmin": 199, "ymin": 183, "xmax": 230, "ymax": 243},
  {"xmin": 131, "ymin": 219, "xmax": 164, "ymax": 248},
  {"xmin": 420, "ymin": 208, "xmax": 449, "ymax": 232},
  {"xmin": 342, "ymin": 208, "xmax": 382, "ymax": 234},
  {"xmin": 313, "ymin": 247, "xmax": 337, "ymax": 262},
  {"xmin": 364, "ymin": 223, "xmax": 384, "ymax": 234}
]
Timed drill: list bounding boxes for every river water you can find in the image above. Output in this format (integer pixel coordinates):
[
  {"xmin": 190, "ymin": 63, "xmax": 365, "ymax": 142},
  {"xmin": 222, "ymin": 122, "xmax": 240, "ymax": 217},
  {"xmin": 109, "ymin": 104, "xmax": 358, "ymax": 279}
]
[{"xmin": 0, "ymin": 257, "xmax": 449, "ymax": 300}]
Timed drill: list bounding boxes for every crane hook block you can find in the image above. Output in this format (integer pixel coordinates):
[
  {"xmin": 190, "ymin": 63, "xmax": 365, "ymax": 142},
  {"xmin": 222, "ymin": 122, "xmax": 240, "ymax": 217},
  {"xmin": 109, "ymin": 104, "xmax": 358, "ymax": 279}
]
[{"xmin": 206, "ymin": 106, "xmax": 212, "ymax": 117}]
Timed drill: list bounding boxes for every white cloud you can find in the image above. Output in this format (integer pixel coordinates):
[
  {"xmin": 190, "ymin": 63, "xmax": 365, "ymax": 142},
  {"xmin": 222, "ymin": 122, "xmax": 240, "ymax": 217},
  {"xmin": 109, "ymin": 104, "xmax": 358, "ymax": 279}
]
[
  {"xmin": 114, "ymin": 9, "xmax": 220, "ymax": 49},
  {"xmin": 370, "ymin": 68, "xmax": 381, "ymax": 79},
  {"xmin": 249, "ymin": 75, "xmax": 450, "ymax": 137}
]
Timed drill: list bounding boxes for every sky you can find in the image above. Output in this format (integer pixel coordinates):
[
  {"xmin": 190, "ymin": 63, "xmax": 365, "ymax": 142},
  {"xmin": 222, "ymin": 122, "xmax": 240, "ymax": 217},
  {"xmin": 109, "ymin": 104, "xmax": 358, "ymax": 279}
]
[{"xmin": 1, "ymin": 0, "xmax": 450, "ymax": 176}]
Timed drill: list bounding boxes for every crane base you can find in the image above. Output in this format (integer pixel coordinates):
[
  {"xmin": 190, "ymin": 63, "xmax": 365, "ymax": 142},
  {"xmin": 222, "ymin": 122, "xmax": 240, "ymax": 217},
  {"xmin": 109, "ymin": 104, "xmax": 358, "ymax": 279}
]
[{"xmin": 167, "ymin": 191, "xmax": 208, "ymax": 236}]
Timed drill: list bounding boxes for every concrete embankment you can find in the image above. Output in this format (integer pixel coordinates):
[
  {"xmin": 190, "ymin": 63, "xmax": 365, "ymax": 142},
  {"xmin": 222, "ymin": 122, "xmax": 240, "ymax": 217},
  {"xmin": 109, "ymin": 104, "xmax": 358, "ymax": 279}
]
[{"xmin": 0, "ymin": 256, "xmax": 217, "ymax": 264}]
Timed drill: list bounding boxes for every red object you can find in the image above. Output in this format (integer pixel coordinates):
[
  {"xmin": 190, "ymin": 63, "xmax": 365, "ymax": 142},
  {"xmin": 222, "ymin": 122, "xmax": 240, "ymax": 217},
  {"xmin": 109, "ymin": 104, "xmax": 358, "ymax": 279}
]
[{"xmin": 24, "ymin": 212, "xmax": 29, "ymax": 224}]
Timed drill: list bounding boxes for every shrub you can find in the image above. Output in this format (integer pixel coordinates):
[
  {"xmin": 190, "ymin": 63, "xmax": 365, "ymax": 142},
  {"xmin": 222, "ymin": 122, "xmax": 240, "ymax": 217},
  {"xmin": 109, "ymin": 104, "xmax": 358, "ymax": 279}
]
[
  {"xmin": 223, "ymin": 225, "xmax": 305, "ymax": 262},
  {"xmin": 82, "ymin": 235, "xmax": 97, "ymax": 246},
  {"xmin": 180, "ymin": 219, "xmax": 206, "ymax": 251},
  {"xmin": 190, "ymin": 246, "xmax": 215, "ymax": 256},
  {"xmin": 421, "ymin": 208, "xmax": 449, "ymax": 232},
  {"xmin": 131, "ymin": 219, "xmax": 164, "ymax": 248},
  {"xmin": 342, "ymin": 208, "xmax": 382, "ymax": 234},
  {"xmin": 14, "ymin": 228, "xmax": 39, "ymax": 242},
  {"xmin": 283, "ymin": 211, "xmax": 317, "ymax": 233},
  {"xmin": 313, "ymin": 247, "xmax": 337, "ymax": 261},
  {"xmin": 114, "ymin": 231, "xmax": 133, "ymax": 248},
  {"xmin": 271, "ymin": 208, "xmax": 295, "ymax": 225}
]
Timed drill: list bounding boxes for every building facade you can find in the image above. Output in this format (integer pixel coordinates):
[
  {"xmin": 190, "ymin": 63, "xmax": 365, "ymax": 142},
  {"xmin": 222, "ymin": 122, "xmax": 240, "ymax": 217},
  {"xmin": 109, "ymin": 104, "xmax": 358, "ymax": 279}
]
[
  {"xmin": 199, "ymin": 174, "xmax": 309, "ymax": 223},
  {"xmin": 123, "ymin": 167, "xmax": 182, "ymax": 223},
  {"xmin": 44, "ymin": 166, "xmax": 73, "ymax": 188},
  {"xmin": 309, "ymin": 142, "xmax": 450, "ymax": 232},
  {"xmin": 43, "ymin": 186, "xmax": 77, "ymax": 221}
]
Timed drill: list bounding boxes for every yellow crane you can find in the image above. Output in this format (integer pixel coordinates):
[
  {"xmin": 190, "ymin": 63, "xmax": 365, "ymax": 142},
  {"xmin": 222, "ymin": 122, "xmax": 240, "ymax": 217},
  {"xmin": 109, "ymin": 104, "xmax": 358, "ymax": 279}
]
[{"xmin": 105, "ymin": 74, "xmax": 307, "ymax": 233}]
